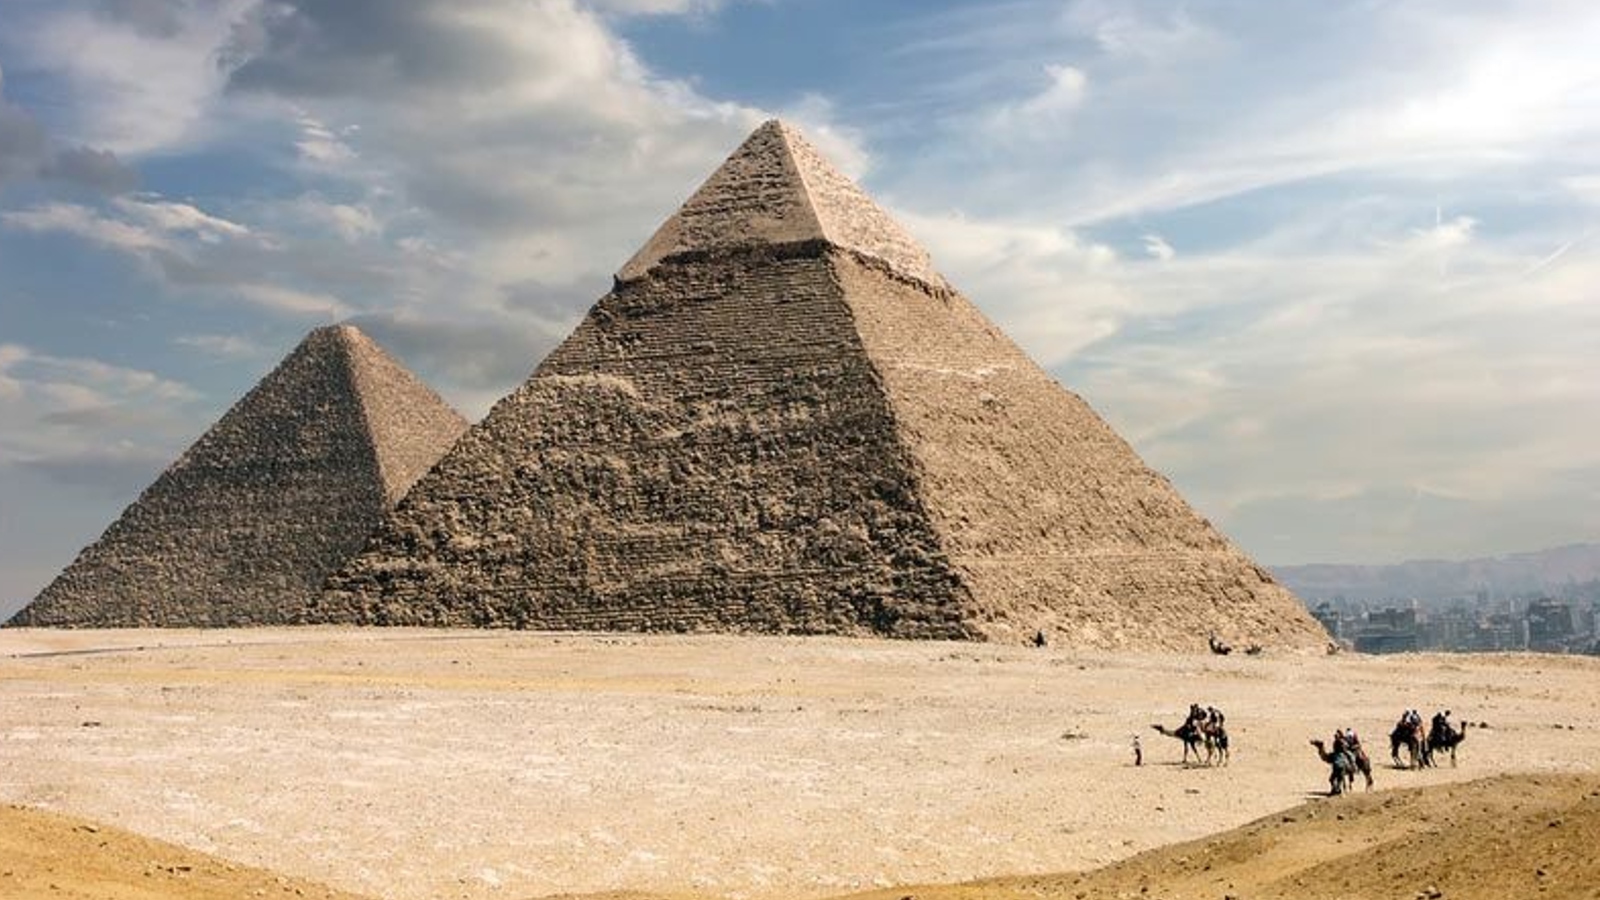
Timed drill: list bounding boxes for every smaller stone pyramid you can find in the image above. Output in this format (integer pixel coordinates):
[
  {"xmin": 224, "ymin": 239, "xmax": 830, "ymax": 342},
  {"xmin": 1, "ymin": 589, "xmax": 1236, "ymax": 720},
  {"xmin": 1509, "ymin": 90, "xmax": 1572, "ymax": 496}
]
[{"xmin": 8, "ymin": 325, "xmax": 467, "ymax": 627}]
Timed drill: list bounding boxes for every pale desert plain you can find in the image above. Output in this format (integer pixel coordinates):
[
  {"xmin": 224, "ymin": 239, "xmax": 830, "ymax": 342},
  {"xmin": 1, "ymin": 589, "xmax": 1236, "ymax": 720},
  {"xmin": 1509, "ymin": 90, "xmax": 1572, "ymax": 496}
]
[{"xmin": 2, "ymin": 628, "xmax": 1599, "ymax": 900}]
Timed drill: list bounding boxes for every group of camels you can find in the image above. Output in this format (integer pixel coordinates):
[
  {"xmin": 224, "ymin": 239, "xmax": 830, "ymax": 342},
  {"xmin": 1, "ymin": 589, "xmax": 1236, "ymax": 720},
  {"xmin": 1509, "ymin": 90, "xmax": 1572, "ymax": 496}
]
[
  {"xmin": 1312, "ymin": 712, "xmax": 1470, "ymax": 796},
  {"xmin": 1150, "ymin": 704, "xmax": 1230, "ymax": 767},
  {"xmin": 1150, "ymin": 704, "xmax": 1468, "ymax": 796},
  {"xmin": 1387, "ymin": 712, "xmax": 1471, "ymax": 770}
]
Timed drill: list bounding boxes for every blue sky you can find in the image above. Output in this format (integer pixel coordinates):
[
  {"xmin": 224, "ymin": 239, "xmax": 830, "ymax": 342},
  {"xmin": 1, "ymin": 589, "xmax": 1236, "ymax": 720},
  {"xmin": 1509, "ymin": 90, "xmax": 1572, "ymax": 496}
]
[{"xmin": 1, "ymin": 0, "xmax": 1598, "ymax": 613}]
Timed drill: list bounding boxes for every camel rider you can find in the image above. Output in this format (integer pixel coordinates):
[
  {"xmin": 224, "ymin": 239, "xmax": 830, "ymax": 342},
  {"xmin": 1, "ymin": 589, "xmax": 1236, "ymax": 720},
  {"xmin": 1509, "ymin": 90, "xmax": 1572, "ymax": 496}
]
[
  {"xmin": 1431, "ymin": 710, "xmax": 1453, "ymax": 741},
  {"xmin": 1330, "ymin": 730, "xmax": 1356, "ymax": 774},
  {"xmin": 1344, "ymin": 727, "xmax": 1369, "ymax": 768}
]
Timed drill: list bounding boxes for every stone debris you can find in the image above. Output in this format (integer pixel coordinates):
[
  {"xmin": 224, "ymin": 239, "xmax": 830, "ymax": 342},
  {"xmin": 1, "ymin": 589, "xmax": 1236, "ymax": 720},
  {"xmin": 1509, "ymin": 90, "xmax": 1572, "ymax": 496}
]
[
  {"xmin": 9, "ymin": 325, "xmax": 467, "ymax": 627},
  {"xmin": 313, "ymin": 120, "xmax": 1327, "ymax": 651}
]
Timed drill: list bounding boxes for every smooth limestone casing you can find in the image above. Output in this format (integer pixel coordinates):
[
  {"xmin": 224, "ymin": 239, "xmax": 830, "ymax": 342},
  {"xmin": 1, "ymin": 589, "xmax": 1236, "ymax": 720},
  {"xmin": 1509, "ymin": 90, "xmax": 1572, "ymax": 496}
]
[{"xmin": 10, "ymin": 326, "xmax": 467, "ymax": 627}]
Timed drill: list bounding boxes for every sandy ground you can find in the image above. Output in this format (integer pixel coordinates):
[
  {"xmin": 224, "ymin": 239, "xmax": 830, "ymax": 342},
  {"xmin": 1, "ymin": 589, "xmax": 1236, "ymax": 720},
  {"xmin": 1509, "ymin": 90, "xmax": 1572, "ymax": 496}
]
[
  {"xmin": 839, "ymin": 772, "xmax": 1600, "ymax": 900},
  {"xmin": 2, "ymin": 629, "xmax": 1598, "ymax": 900},
  {"xmin": 0, "ymin": 801, "xmax": 368, "ymax": 900}
]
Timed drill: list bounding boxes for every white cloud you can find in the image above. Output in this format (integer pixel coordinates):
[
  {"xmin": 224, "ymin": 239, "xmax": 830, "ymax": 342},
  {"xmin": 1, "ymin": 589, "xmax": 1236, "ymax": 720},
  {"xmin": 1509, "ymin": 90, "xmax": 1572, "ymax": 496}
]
[
  {"xmin": 898, "ymin": 209, "xmax": 1126, "ymax": 367},
  {"xmin": 1141, "ymin": 234, "xmax": 1174, "ymax": 262},
  {"xmin": 2, "ymin": 202, "xmax": 168, "ymax": 252},
  {"xmin": 887, "ymin": 1, "xmax": 1600, "ymax": 228},
  {"xmin": 233, "ymin": 283, "xmax": 350, "ymax": 319},
  {"xmin": 173, "ymin": 333, "xmax": 263, "ymax": 359},
  {"xmin": 1025, "ymin": 64, "xmax": 1088, "ymax": 114},
  {"xmin": 1065, "ymin": 233, "xmax": 1600, "ymax": 558},
  {"xmin": 0, "ymin": 342, "xmax": 200, "ymax": 474},
  {"xmin": 1405, "ymin": 213, "xmax": 1476, "ymax": 251},
  {"xmin": 2, "ymin": 194, "xmax": 366, "ymax": 323},
  {"xmin": 0, "ymin": 344, "xmax": 27, "ymax": 400},
  {"xmin": 1062, "ymin": 2, "xmax": 1220, "ymax": 62},
  {"xmin": 980, "ymin": 63, "xmax": 1090, "ymax": 135},
  {"xmin": 293, "ymin": 112, "xmax": 358, "ymax": 168},
  {"xmin": 585, "ymin": 0, "xmax": 732, "ymax": 15},
  {"xmin": 281, "ymin": 194, "xmax": 380, "ymax": 243},
  {"xmin": 115, "ymin": 196, "xmax": 252, "ymax": 242},
  {"xmin": 13, "ymin": 1, "xmax": 255, "ymax": 154},
  {"xmin": 582, "ymin": 0, "xmax": 733, "ymax": 16},
  {"xmin": 2, "ymin": 197, "xmax": 254, "ymax": 253},
  {"xmin": 1561, "ymin": 175, "xmax": 1600, "ymax": 206}
]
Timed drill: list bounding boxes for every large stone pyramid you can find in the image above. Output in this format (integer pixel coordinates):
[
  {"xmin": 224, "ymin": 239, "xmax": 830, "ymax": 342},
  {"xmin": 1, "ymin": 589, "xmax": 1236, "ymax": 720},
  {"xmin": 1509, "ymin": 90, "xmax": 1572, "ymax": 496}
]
[
  {"xmin": 315, "ymin": 121, "xmax": 1328, "ymax": 651},
  {"xmin": 9, "ymin": 325, "xmax": 468, "ymax": 627}
]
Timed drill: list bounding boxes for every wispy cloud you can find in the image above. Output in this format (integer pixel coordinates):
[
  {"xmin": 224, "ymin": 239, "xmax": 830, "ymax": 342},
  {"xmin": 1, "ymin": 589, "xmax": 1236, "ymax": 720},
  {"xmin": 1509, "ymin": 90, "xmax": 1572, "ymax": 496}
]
[
  {"xmin": 3, "ymin": 202, "xmax": 169, "ymax": 252},
  {"xmin": 879, "ymin": 0, "xmax": 1600, "ymax": 227},
  {"xmin": 173, "ymin": 333, "xmax": 263, "ymax": 359},
  {"xmin": 116, "ymin": 196, "xmax": 251, "ymax": 242},
  {"xmin": 0, "ymin": 342, "xmax": 201, "ymax": 496},
  {"xmin": 7, "ymin": 0, "xmax": 253, "ymax": 154},
  {"xmin": 1141, "ymin": 234, "xmax": 1174, "ymax": 262},
  {"xmin": 233, "ymin": 283, "xmax": 350, "ymax": 319}
]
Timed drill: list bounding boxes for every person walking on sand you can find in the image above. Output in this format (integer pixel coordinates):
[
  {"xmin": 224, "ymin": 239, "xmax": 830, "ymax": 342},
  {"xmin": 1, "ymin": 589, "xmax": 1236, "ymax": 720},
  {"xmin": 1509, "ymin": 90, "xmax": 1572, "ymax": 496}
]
[{"xmin": 1132, "ymin": 735, "xmax": 1143, "ymax": 767}]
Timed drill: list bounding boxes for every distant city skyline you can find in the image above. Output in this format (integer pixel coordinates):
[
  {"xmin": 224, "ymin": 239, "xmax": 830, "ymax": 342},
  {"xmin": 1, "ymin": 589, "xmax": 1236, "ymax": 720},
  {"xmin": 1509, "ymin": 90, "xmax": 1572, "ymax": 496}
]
[{"xmin": 3, "ymin": 1, "xmax": 1598, "ymax": 609}]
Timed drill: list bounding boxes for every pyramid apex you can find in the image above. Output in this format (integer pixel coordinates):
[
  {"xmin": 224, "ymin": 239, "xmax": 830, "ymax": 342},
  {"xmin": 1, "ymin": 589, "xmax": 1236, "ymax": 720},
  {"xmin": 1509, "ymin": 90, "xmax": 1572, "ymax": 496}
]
[
  {"xmin": 617, "ymin": 119, "xmax": 942, "ymax": 287},
  {"xmin": 284, "ymin": 321, "xmax": 468, "ymax": 504},
  {"xmin": 308, "ymin": 322, "xmax": 365, "ymax": 342}
]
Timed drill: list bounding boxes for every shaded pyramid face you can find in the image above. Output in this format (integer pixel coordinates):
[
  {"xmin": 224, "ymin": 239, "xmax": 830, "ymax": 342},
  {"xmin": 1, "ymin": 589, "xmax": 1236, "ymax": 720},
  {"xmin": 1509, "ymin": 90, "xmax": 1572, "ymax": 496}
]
[
  {"xmin": 9, "ymin": 325, "xmax": 468, "ymax": 628},
  {"xmin": 319, "ymin": 121, "xmax": 1329, "ymax": 651}
]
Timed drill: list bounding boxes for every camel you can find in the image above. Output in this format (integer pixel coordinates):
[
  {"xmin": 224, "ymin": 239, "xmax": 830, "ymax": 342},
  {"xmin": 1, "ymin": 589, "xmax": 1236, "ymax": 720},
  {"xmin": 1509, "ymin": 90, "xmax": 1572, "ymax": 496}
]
[
  {"xmin": 1311, "ymin": 733, "xmax": 1372, "ymax": 795},
  {"xmin": 1202, "ymin": 719, "xmax": 1230, "ymax": 766},
  {"xmin": 1152, "ymin": 720, "xmax": 1206, "ymax": 765},
  {"xmin": 1310, "ymin": 739, "xmax": 1357, "ymax": 795},
  {"xmin": 1390, "ymin": 719, "xmax": 1425, "ymax": 769},
  {"xmin": 1427, "ymin": 720, "xmax": 1469, "ymax": 767},
  {"xmin": 1152, "ymin": 713, "xmax": 1229, "ymax": 767}
]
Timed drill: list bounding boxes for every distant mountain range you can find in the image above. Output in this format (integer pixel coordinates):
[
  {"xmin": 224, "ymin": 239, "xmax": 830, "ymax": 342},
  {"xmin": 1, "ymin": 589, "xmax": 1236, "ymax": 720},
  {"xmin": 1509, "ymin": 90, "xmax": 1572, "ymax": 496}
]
[{"xmin": 1272, "ymin": 542, "xmax": 1600, "ymax": 605}]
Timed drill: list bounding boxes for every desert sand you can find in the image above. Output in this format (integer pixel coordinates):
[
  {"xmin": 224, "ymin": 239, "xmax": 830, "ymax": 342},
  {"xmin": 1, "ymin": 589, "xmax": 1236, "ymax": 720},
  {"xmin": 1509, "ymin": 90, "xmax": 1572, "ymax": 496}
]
[{"xmin": 2, "ymin": 629, "xmax": 1598, "ymax": 900}]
